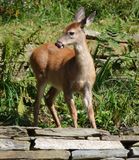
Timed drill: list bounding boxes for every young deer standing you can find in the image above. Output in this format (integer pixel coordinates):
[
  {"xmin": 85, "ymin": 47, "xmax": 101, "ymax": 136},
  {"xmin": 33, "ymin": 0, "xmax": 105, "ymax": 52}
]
[{"xmin": 30, "ymin": 7, "xmax": 96, "ymax": 128}]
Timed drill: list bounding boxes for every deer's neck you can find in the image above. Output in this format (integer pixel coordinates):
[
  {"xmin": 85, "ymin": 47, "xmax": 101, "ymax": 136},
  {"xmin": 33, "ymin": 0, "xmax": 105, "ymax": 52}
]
[{"xmin": 74, "ymin": 40, "xmax": 93, "ymax": 69}]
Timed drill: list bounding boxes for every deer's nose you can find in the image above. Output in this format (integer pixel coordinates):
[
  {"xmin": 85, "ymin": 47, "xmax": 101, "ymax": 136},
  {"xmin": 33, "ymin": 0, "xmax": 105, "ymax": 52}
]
[{"xmin": 55, "ymin": 41, "xmax": 64, "ymax": 48}]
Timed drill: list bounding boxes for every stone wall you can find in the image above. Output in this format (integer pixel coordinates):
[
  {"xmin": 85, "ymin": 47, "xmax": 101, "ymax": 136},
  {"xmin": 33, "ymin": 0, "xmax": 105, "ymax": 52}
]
[{"xmin": 0, "ymin": 126, "xmax": 139, "ymax": 160}]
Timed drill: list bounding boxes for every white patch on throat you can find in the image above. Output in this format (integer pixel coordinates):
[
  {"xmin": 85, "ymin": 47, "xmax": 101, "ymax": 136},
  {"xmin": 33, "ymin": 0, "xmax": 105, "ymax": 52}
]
[
  {"xmin": 75, "ymin": 42, "xmax": 89, "ymax": 57},
  {"xmin": 75, "ymin": 43, "xmax": 83, "ymax": 52}
]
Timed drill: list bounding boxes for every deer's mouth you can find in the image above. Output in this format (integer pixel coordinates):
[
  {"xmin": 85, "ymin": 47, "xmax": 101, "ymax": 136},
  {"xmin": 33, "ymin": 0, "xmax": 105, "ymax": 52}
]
[{"xmin": 55, "ymin": 41, "xmax": 64, "ymax": 48}]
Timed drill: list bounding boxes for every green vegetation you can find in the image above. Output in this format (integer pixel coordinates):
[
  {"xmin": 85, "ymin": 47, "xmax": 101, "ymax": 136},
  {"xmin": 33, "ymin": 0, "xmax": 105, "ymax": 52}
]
[{"xmin": 0, "ymin": 0, "xmax": 139, "ymax": 133}]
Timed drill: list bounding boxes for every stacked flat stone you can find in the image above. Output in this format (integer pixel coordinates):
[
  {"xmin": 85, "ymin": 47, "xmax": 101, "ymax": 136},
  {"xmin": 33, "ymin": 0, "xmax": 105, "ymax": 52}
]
[{"xmin": 0, "ymin": 126, "xmax": 139, "ymax": 159}]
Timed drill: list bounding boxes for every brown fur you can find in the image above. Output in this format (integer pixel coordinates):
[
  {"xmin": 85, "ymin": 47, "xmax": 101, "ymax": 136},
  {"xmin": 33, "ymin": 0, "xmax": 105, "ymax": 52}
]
[
  {"xmin": 65, "ymin": 22, "xmax": 81, "ymax": 33},
  {"xmin": 31, "ymin": 43, "xmax": 75, "ymax": 75},
  {"xmin": 30, "ymin": 43, "xmax": 76, "ymax": 127},
  {"xmin": 31, "ymin": 11, "xmax": 97, "ymax": 128}
]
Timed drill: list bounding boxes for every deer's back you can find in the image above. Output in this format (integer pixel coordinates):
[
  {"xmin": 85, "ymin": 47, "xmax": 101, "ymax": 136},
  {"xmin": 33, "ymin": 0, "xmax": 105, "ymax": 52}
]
[{"xmin": 30, "ymin": 43, "xmax": 75, "ymax": 87}]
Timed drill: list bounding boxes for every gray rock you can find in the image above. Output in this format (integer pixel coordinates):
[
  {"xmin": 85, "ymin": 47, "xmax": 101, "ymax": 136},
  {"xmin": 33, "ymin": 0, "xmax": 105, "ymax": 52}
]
[
  {"xmin": 133, "ymin": 142, "xmax": 139, "ymax": 147},
  {"xmin": 126, "ymin": 158, "xmax": 139, "ymax": 160},
  {"xmin": 72, "ymin": 149, "xmax": 128, "ymax": 159},
  {"xmin": 0, "ymin": 150, "xmax": 70, "ymax": 159},
  {"xmin": 87, "ymin": 136, "xmax": 100, "ymax": 140},
  {"xmin": 132, "ymin": 126, "xmax": 139, "ymax": 135},
  {"xmin": 35, "ymin": 138, "xmax": 125, "ymax": 150},
  {"xmin": 0, "ymin": 139, "xmax": 30, "ymax": 150},
  {"xmin": 84, "ymin": 28, "xmax": 101, "ymax": 39},
  {"xmin": 13, "ymin": 136, "xmax": 31, "ymax": 141},
  {"xmin": 34, "ymin": 128, "xmax": 110, "ymax": 137},
  {"xmin": 102, "ymin": 135, "xmax": 139, "ymax": 142},
  {"xmin": 131, "ymin": 147, "xmax": 139, "ymax": 157},
  {"xmin": 102, "ymin": 135, "xmax": 120, "ymax": 141},
  {"xmin": 101, "ymin": 158, "xmax": 124, "ymax": 160},
  {"xmin": 120, "ymin": 135, "xmax": 139, "ymax": 142},
  {"xmin": 0, "ymin": 126, "xmax": 28, "ymax": 137}
]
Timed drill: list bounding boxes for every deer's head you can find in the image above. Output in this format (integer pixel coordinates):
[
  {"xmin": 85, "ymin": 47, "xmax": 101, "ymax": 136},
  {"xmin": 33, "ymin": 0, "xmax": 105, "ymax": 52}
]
[{"xmin": 55, "ymin": 7, "xmax": 96, "ymax": 48}]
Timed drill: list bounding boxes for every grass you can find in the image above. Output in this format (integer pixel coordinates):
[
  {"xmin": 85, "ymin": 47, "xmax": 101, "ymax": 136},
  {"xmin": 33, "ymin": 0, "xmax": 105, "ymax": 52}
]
[{"xmin": 0, "ymin": 0, "xmax": 139, "ymax": 133}]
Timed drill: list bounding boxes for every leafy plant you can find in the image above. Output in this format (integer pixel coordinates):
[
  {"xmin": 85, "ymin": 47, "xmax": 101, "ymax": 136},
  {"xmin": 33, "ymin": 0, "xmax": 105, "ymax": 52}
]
[{"xmin": 0, "ymin": 0, "xmax": 138, "ymax": 133}]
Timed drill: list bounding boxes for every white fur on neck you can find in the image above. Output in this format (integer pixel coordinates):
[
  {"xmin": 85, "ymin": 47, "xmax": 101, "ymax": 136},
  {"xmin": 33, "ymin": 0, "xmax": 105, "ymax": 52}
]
[
  {"xmin": 75, "ymin": 42, "xmax": 91, "ymax": 60},
  {"xmin": 74, "ymin": 42, "xmax": 94, "ymax": 74}
]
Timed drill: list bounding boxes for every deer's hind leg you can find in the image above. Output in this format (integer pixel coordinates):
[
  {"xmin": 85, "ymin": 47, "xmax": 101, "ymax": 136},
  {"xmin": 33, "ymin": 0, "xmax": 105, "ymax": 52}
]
[
  {"xmin": 33, "ymin": 77, "xmax": 46, "ymax": 126},
  {"xmin": 44, "ymin": 87, "xmax": 61, "ymax": 127}
]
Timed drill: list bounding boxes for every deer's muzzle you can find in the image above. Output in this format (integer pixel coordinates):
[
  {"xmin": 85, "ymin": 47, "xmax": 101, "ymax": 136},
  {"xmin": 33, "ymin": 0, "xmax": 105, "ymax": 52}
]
[{"xmin": 55, "ymin": 41, "xmax": 64, "ymax": 48}]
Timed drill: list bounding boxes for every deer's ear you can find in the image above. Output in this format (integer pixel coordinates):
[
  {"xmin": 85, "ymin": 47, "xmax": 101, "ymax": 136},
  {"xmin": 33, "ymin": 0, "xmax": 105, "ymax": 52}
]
[
  {"xmin": 74, "ymin": 7, "xmax": 85, "ymax": 22},
  {"xmin": 85, "ymin": 11, "xmax": 96, "ymax": 26}
]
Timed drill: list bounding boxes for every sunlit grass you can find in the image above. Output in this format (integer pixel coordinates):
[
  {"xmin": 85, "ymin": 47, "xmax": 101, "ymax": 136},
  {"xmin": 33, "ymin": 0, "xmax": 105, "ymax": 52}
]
[{"xmin": 0, "ymin": 0, "xmax": 138, "ymax": 132}]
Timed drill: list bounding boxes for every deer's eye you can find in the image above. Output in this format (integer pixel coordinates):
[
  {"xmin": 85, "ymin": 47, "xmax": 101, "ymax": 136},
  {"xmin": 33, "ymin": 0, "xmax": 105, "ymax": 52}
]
[{"xmin": 68, "ymin": 32, "xmax": 74, "ymax": 36}]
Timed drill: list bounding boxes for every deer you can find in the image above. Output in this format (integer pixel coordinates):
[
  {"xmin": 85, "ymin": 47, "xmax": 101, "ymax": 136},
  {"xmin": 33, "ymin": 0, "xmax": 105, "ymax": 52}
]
[{"xmin": 30, "ymin": 7, "xmax": 97, "ymax": 128}]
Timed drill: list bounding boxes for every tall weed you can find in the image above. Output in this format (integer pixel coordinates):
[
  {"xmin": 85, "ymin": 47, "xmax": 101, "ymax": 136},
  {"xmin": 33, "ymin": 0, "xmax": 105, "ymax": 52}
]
[{"xmin": 0, "ymin": 0, "xmax": 138, "ymax": 132}]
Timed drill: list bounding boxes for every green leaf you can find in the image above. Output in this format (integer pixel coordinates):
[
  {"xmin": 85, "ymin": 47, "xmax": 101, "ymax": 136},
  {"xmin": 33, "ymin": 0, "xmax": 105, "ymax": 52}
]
[
  {"xmin": 17, "ymin": 96, "xmax": 25, "ymax": 117},
  {"xmin": 94, "ymin": 57, "xmax": 111, "ymax": 91}
]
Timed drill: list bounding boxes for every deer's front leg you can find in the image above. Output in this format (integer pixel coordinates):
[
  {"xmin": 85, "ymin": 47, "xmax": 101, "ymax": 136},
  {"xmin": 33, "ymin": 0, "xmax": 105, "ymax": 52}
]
[
  {"xmin": 83, "ymin": 84, "xmax": 96, "ymax": 128},
  {"xmin": 64, "ymin": 90, "xmax": 78, "ymax": 128}
]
